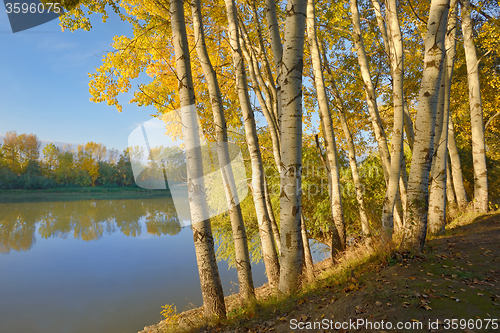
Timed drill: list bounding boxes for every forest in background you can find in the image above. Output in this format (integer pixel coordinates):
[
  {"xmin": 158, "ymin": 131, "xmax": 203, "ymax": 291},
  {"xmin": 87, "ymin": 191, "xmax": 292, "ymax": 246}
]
[{"xmin": 0, "ymin": 132, "xmax": 136, "ymax": 189}]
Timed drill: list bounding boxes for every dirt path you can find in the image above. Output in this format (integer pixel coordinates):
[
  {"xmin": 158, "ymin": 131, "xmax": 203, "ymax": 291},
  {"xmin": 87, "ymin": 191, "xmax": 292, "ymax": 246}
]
[{"xmin": 200, "ymin": 213, "xmax": 500, "ymax": 332}]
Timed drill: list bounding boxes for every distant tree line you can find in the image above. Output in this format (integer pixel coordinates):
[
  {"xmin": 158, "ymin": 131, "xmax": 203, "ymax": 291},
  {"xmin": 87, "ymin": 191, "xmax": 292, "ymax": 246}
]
[{"xmin": 0, "ymin": 131, "xmax": 135, "ymax": 189}]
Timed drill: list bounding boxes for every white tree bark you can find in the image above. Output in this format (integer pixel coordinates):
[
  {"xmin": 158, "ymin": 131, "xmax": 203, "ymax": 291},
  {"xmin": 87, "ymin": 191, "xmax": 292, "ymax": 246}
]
[
  {"xmin": 239, "ymin": 23, "xmax": 281, "ymax": 171},
  {"xmin": 371, "ymin": 0, "xmax": 415, "ymax": 150},
  {"xmin": 461, "ymin": 0, "xmax": 488, "ymax": 213},
  {"xmin": 428, "ymin": 0, "xmax": 458, "ymax": 235},
  {"xmin": 401, "ymin": 0, "xmax": 450, "ymax": 252},
  {"xmin": 350, "ymin": 0, "xmax": 406, "ymax": 229},
  {"xmin": 278, "ymin": 0, "xmax": 307, "ymax": 294},
  {"xmin": 448, "ymin": 117, "xmax": 469, "ymax": 208},
  {"xmin": 190, "ymin": 0, "xmax": 255, "ymax": 300},
  {"xmin": 306, "ymin": 0, "xmax": 346, "ymax": 254},
  {"xmin": 170, "ymin": 0, "xmax": 226, "ymax": 319},
  {"xmin": 249, "ymin": 1, "xmax": 280, "ymax": 124},
  {"xmin": 428, "ymin": 60, "xmax": 449, "ymax": 235},
  {"xmin": 265, "ymin": 0, "xmax": 284, "ymax": 131},
  {"xmin": 238, "ymin": 21, "xmax": 282, "ymax": 252},
  {"xmin": 320, "ymin": 43, "xmax": 370, "ymax": 237},
  {"xmin": 301, "ymin": 214, "xmax": 315, "ymax": 282},
  {"xmin": 446, "ymin": 158, "xmax": 458, "ymax": 210},
  {"xmin": 264, "ymin": 175, "xmax": 282, "ymax": 253},
  {"xmin": 350, "ymin": 0, "xmax": 391, "ymax": 181},
  {"xmin": 223, "ymin": 0, "xmax": 281, "ymax": 290},
  {"xmin": 381, "ymin": 0, "xmax": 405, "ymax": 232}
]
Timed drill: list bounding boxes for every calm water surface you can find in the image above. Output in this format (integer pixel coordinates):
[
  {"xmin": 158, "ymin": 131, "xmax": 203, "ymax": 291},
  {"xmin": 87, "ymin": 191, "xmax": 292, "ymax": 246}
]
[{"xmin": 0, "ymin": 198, "xmax": 270, "ymax": 333}]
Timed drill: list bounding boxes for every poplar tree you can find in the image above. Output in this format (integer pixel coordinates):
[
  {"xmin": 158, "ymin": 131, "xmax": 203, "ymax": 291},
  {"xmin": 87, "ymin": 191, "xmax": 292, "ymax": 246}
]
[
  {"xmin": 278, "ymin": 0, "xmax": 307, "ymax": 294},
  {"xmin": 461, "ymin": 0, "xmax": 489, "ymax": 213},
  {"xmin": 190, "ymin": 0, "xmax": 255, "ymax": 300},
  {"xmin": 428, "ymin": 0, "xmax": 458, "ymax": 235},
  {"xmin": 401, "ymin": 0, "xmax": 450, "ymax": 252},
  {"xmin": 223, "ymin": 0, "xmax": 280, "ymax": 290},
  {"xmin": 306, "ymin": 0, "xmax": 346, "ymax": 254},
  {"xmin": 170, "ymin": 0, "xmax": 226, "ymax": 319}
]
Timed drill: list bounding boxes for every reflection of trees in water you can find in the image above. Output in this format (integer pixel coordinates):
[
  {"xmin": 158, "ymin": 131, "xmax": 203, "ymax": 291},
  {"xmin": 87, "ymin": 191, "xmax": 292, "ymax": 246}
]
[
  {"xmin": 0, "ymin": 209, "xmax": 36, "ymax": 253},
  {"xmin": 144, "ymin": 197, "xmax": 180, "ymax": 236},
  {"xmin": 0, "ymin": 198, "xmax": 181, "ymax": 253}
]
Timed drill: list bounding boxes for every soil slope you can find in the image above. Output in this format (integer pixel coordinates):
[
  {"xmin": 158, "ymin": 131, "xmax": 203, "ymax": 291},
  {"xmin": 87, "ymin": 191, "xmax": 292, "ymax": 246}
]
[{"xmin": 143, "ymin": 213, "xmax": 500, "ymax": 333}]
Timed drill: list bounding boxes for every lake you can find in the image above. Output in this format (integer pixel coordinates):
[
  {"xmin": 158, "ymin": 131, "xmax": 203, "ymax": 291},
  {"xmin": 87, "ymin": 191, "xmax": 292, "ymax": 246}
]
[
  {"xmin": 0, "ymin": 197, "xmax": 271, "ymax": 333},
  {"xmin": 0, "ymin": 197, "xmax": 328, "ymax": 333}
]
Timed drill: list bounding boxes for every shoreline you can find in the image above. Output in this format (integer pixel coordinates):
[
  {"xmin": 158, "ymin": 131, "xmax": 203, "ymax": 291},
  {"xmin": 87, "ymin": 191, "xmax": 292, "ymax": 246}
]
[
  {"xmin": 0, "ymin": 187, "xmax": 173, "ymax": 203},
  {"xmin": 138, "ymin": 211, "xmax": 500, "ymax": 333}
]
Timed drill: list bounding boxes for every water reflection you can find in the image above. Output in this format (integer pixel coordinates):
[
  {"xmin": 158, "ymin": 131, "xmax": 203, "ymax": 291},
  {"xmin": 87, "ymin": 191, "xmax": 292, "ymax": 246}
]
[{"xmin": 0, "ymin": 198, "xmax": 184, "ymax": 253}]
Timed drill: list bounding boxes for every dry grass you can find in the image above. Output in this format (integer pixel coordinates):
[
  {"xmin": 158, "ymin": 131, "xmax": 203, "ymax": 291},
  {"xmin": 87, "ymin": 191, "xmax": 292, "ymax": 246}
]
[
  {"xmin": 141, "ymin": 206, "xmax": 500, "ymax": 333},
  {"xmin": 311, "ymin": 234, "xmax": 395, "ymax": 290},
  {"xmin": 446, "ymin": 203, "xmax": 500, "ymax": 231},
  {"xmin": 141, "ymin": 235, "xmax": 395, "ymax": 333}
]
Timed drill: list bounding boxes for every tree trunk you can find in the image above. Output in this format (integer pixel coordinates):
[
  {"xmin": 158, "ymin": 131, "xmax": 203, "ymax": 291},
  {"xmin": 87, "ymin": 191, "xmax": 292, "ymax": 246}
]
[
  {"xmin": 278, "ymin": 0, "xmax": 307, "ymax": 294},
  {"xmin": 249, "ymin": 1, "xmax": 280, "ymax": 124},
  {"xmin": 238, "ymin": 30, "xmax": 282, "ymax": 253},
  {"xmin": 170, "ymin": 0, "xmax": 226, "ymax": 319},
  {"xmin": 428, "ymin": 0, "xmax": 457, "ymax": 235},
  {"xmin": 428, "ymin": 61, "xmax": 449, "ymax": 235},
  {"xmin": 264, "ymin": 175, "xmax": 282, "ymax": 253},
  {"xmin": 265, "ymin": 0, "xmax": 284, "ymax": 132},
  {"xmin": 461, "ymin": 0, "xmax": 488, "ymax": 213},
  {"xmin": 190, "ymin": 0, "xmax": 255, "ymax": 300},
  {"xmin": 350, "ymin": 0, "xmax": 390, "ymax": 181},
  {"xmin": 239, "ymin": 23, "xmax": 282, "ymax": 170},
  {"xmin": 314, "ymin": 134, "xmax": 345, "ymax": 250},
  {"xmin": 371, "ymin": 0, "xmax": 415, "ymax": 150},
  {"xmin": 446, "ymin": 158, "xmax": 458, "ymax": 211},
  {"xmin": 307, "ymin": 0, "xmax": 346, "ymax": 255},
  {"xmin": 401, "ymin": 0, "xmax": 450, "ymax": 252},
  {"xmin": 223, "ymin": 0, "xmax": 280, "ymax": 290},
  {"xmin": 301, "ymin": 214, "xmax": 315, "ymax": 282},
  {"xmin": 238, "ymin": 24, "xmax": 282, "ymax": 253},
  {"xmin": 448, "ymin": 117, "xmax": 469, "ymax": 209},
  {"xmin": 349, "ymin": 0, "xmax": 406, "ymax": 228},
  {"xmin": 320, "ymin": 44, "xmax": 370, "ymax": 237},
  {"xmin": 381, "ymin": 0, "xmax": 405, "ymax": 232},
  {"xmin": 404, "ymin": 100, "xmax": 415, "ymax": 150}
]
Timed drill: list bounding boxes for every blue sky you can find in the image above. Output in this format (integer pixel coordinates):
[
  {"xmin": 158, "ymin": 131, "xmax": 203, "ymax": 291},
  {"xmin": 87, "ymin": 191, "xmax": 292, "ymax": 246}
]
[
  {"xmin": 0, "ymin": 9, "xmax": 157, "ymax": 152},
  {"xmin": 0, "ymin": 8, "xmax": 324, "ymax": 154}
]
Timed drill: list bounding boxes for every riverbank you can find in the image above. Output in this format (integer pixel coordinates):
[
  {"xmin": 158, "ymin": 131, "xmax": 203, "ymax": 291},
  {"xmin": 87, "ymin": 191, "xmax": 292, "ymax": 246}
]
[
  {"xmin": 0, "ymin": 187, "xmax": 172, "ymax": 203},
  {"xmin": 140, "ymin": 209, "xmax": 500, "ymax": 332}
]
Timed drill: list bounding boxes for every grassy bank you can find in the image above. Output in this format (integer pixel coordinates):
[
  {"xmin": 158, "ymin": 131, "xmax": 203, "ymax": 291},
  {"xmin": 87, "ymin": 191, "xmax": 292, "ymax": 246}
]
[
  {"xmin": 0, "ymin": 187, "xmax": 172, "ymax": 203},
  {"xmin": 141, "ymin": 208, "xmax": 500, "ymax": 333}
]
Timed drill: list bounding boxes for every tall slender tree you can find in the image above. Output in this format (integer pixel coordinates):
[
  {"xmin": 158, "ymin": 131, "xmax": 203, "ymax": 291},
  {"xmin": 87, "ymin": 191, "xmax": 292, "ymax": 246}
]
[
  {"xmin": 321, "ymin": 45, "xmax": 370, "ymax": 237},
  {"xmin": 306, "ymin": 0, "xmax": 346, "ymax": 254},
  {"xmin": 401, "ymin": 0, "xmax": 450, "ymax": 252},
  {"xmin": 223, "ymin": 0, "xmax": 280, "ymax": 290},
  {"xmin": 278, "ymin": 0, "xmax": 307, "ymax": 294},
  {"xmin": 447, "ymin": 117, "xmax": 469, "ymax": 208},
  {"xmin": 349, "ymin": 0, "xmax": 406, "ymax": 229},
  {"xmin": 461, "ymin": 0, "xmax": 489, "ymax": 213},
  {"xmin": 170, "ymin": 0, "xmax": 226, "ymax": 319},
  {"xmin": 380, "ymin": 0, "xmax": 405, "ymax": 232},
  {"xmin": 190, "ymin": 0, "xmax": 255, "ymax": 300},
  {"xmin": 428, "ymin": 0, "xmax": 458, "ymax": 235}
]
